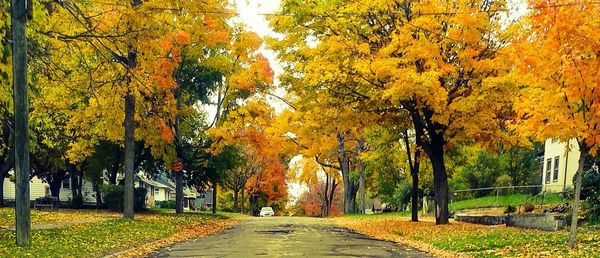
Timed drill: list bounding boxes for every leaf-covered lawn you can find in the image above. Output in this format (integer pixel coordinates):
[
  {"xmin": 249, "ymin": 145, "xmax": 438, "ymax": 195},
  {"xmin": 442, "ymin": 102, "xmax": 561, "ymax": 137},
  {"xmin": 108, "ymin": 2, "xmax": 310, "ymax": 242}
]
[
  {"xmin": 334, "ymin": 216, "xmax": 600, "ymax": 257},
  {"xmin": 450, "ymin": 194, "xmax": 564, "ymax": 212},
  {"xmin": 0, "ymin": 208, "xmax": 239, "ymax": 257},
  {"xmin": 0, "ymin": 208, "xmax": 121, "ymax": 229}
]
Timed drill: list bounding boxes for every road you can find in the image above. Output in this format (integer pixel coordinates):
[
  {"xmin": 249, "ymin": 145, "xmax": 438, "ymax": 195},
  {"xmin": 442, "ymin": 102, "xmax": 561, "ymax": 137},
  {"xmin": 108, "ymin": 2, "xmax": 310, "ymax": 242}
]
[{"xmin": 155, "ymin": 216, "xmax": 431, "ymax": 257}]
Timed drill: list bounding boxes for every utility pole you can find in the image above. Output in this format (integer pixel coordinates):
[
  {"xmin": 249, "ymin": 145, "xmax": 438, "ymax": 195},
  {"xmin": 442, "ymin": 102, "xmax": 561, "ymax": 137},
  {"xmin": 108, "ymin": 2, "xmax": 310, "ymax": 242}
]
[{"xmin": 12, "ymin": 0, "xmax": 30, "ymax": 247}]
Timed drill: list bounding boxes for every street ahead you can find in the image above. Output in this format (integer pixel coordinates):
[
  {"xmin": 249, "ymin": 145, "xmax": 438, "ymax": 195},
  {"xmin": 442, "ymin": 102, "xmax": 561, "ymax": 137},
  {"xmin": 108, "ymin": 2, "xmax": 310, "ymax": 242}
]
[{"xmin": 156, "ymin": 216, "xmax": 431, "ymax": 258}]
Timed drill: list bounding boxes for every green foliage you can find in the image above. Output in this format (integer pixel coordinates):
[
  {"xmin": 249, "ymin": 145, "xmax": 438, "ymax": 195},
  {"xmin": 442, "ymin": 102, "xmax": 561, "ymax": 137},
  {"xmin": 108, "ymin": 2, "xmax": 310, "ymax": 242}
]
[
  {"xmin": 580, "ymin": 170, "xmax": 600, "ymax": 223},
  {"xmin": 100, "ymin": 185, "xmax": 147, "ymax": 211},
  {"xmin": 100, "ymin": 185, "xmax": 124, "ymax": 211},
  {"xmin": 450, "ymin": 147, "xmax": 540, "ymax": 199},
  {"xmin": 157, "ymin": 200, "xmax": 176, "ymax": 209}
]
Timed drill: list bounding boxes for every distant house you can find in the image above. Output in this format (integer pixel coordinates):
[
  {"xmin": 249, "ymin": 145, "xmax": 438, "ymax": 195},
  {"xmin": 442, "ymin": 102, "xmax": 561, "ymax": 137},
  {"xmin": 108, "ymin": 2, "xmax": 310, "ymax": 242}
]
[
  {"xmin": 2, "ymin": 171, "xmax": 96, "ymax": 204},
  {"xmin": 2, "ymin": 171, "xmax": 200, "ymax": 209},
  {"xmin": 541, "ymin": 138, "xmax": 581, "ymax": 192},
  {"xmin": 136, "ymin": 175, "xmax": 174, "ymax": 202}
]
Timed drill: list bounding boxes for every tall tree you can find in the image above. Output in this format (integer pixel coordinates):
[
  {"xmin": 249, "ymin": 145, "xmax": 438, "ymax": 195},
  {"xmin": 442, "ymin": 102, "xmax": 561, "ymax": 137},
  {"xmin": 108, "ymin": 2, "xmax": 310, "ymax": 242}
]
[
  {"xmin": 272, "ymin": 0, "xmax": 514, "ymax": 223},
  {"xmin": 510, "ymin": 0, "xmax": 600, "ymax": 247}
]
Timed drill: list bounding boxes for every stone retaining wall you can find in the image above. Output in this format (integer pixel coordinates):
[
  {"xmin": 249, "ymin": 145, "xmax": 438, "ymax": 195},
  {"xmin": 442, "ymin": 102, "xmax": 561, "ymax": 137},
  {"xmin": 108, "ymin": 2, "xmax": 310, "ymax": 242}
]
[{"xmin": 455, "ymin": 213, "xmax": 567, "ymax": 231}]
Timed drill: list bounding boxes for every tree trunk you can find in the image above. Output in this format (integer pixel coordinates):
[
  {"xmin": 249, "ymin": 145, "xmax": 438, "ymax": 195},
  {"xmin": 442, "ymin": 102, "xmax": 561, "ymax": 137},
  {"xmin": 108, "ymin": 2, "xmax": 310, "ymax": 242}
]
[
  {"xmin": 403, "ymin": 130, "xmax": 420, "ymax": 222},
  {"xmin": 123, "ymin": 93, "xmax": 136, "ymax": 220},
  {"xmin": 212, "ymin": 179, "xmax": 217, "ymax": 214},
  {"xmin": 358, "ymin": 138, "xmax": 366, "ymax": 214},
  {"xmin": 123, "ymin": 0, "xmax": 141, "ymax": 221},
  {"xmin": 175, "ymin": 171, "xmax": 183, "ymax": 214},
  {"xmin": 337, "ymin": 132, "xmax": 356, "ymax": 214},
  {"xmin": 48, "ymin": 171, "xmax": 65, "ymax": 201},
  {"xmin": 240, "ymin": 189, "xmax": 245, "ymax": 214},
  {"xmin": 109, "ymin": 146, "xmax": 121, "ymax": 184},
  {"xmin": 411, "ymin": 173, "xmax": 419, "ymax": 222},
  {"xmin": 94, "ymin": 183, "xmax": 102, "ymax": 209},
  {"xmin": 233, "ymin": 189, "xmax": 239, "ymax": 213},
  {"xmin": 12, "ymin": 0, "xmax": 30, "ymax": 246},
  {"xmin": 569, "ymin": 141, "xmax": 588, "ymax": 248},
  {"xmin": 430, "ymin": 150, "xmax": 449, "ymax": 224},
  {"xmin": 69, "ymin": 169, "xmax": 83, "ymax": 208},
  {"xmin": 322, "ymin": 173, "xmax": 330, "ymax": 217}
]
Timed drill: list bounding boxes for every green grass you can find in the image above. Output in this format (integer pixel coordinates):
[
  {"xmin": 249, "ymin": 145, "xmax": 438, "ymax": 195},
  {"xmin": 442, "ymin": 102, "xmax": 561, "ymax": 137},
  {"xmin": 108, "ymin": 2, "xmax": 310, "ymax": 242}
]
[
  {"xmin": 0, "ymin": 209, "xmax": 231, "ymax": 257},
  {"xmin": 430, "ymin": 229, "xmax": 569, "ymax": 257},
  {"xmin": 450, "ymin": 193, "xmax": 564, "ymax": 212}
]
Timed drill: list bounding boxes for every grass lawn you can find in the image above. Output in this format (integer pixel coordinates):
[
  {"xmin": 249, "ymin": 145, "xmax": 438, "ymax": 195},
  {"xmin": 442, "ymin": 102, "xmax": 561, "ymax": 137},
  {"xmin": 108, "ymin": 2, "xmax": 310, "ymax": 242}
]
[
  {"xmin": 450, "ymin": 193, "xmax": 565, "ymax": 212},
  {"xmin": 334, "ymin": 216, "xmax": 600, "ymax": 257},
  {"xmin": 0, "ymin": 208, "xmax": 239, "ymax": 257}
]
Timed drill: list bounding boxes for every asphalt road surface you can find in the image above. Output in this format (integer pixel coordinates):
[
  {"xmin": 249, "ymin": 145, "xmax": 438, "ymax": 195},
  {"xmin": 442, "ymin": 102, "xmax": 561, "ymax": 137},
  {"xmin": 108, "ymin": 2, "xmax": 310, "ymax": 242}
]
[{"xmin": 155, "ymin": 216, "xmax": 431, "ymax": 258}]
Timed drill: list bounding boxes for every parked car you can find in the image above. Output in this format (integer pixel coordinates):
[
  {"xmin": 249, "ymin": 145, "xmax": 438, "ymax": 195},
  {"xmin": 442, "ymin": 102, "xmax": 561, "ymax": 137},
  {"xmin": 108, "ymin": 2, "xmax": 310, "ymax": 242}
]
[{"xmin": 259, "ymin": 207, "xmax": 274, "ymax": 217}]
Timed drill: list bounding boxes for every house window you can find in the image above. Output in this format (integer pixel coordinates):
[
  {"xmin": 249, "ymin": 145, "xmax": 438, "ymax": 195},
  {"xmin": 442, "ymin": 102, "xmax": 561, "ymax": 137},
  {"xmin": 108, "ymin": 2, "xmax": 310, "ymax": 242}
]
[
  {"xmin": 62, "ymin": 177, "xmax": 70, "ymax": 189},
  {"xmin": 546, "ymin": 159, "xmax": 552, "ymax": 183},
  {"xmin": 45, "ymin": 186, "xmax": 51, "ymax": 196},
  {"xmin": 553, "ymin": 156, "xmax": 560, "ymax": 182}
]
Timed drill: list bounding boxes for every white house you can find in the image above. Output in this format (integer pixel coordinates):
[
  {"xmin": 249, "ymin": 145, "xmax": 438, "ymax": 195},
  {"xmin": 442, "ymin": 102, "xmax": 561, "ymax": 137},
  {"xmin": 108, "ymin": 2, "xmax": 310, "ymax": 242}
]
[
  {"xmin": 2, "ymin": 175, "xmax": 50, "ymax": 202},
  {"xmin": 136, "ymin": 175, "xmax": 174, "ymax": 202},
  {"xmin": 2, "ymin": 170, "xmax": 200, "ymax": 209},
  {"xmin": 542, "ymin": 138, "xmax": 581, "ymax": 192}
]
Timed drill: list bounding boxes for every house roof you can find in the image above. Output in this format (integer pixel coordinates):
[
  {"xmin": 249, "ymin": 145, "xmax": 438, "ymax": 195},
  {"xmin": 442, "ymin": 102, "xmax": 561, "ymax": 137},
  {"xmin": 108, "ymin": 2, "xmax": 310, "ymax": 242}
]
[{"xmin": 137, "ymin": 176, "xmax": 174, "ymax": 191}]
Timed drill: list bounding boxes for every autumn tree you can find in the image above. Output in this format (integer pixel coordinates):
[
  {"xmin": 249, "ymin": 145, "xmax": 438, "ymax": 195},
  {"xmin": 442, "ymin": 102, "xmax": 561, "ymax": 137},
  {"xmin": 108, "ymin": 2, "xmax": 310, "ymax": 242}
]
[
  {"xmin": 510, "ymin": 0, "xmax": 600, "ymax": 246},
  {"xmin": 272, "ymin": 0, "xmax": 515, "ymax": 223},
  {"xmin": 40, "ymin": 0, "xmax": 234, "ymax": 219}
]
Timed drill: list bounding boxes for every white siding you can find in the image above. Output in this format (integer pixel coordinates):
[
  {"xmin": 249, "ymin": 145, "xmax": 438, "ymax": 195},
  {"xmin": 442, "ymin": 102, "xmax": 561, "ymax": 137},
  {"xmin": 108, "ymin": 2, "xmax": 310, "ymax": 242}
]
[
  {"xmin": 2, "ymin": 176, "xmax": 50, "ymax": 201},
  {"xmin": 543, "ymin": 138, "xmax": 581, "ymax": 192},
  {"xmin": 59, "ymin": 180, "xmax": 96, "ymax": 203}
]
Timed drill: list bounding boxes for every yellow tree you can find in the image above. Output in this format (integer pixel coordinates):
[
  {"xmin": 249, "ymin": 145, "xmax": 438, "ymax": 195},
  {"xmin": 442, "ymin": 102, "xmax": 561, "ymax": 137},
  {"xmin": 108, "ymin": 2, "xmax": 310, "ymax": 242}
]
[
  {"xmin": 510, "ymin": 0, "xmax": 600, "ymax": 247},
  {"xmin": 41, "ymin": 0, "xmax": 232, "ymax": 219},
  {"xmin": 272, "ymin": 0, "xmax": 515, "ymax": 223}
]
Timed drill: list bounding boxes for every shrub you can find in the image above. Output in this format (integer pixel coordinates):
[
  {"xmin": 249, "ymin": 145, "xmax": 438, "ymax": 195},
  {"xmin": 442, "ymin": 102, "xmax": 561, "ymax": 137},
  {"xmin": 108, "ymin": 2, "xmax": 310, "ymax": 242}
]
[
  {"xmin": 494, "ymin": 175, "xmax": 513, "ymax": 195},
  {"xmin": 504, "ymin": 205, "xmax": 516, "ymax": 214},
  {"xmin": 580, "ymin": 169, "xmax": 600, "ymax": 223},
  {"xmin": 100, "ymin": 184, "xmax": 123, "ymax": 211},
  {"xmin": 99, "ymin": 184, "xmax": 146, "ymax": 211},
  {"xmin": 134, "ymin": 187, "xmax": 147, "ymax": 211},
  {"xmin": 523, "ymin": 203, "xmax": 535, "ymax": 212},
  {"xmin": 71, "ymin": 195, "xmax": 83, "ymax": 209},
  {"xmin": 157, "ymin": 200, "xmax": 176, "ymax": 209}
]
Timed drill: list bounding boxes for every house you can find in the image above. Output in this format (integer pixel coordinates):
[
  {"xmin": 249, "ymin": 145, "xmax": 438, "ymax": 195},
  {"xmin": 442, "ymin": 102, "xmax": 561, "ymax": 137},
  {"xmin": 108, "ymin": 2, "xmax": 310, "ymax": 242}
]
[
  {"xmin": 541, "ymin": 138, "xmax": 581, "ymax": 192},
  {"xmin": 136, "ymin": 175, "xmax": 174, "ymax": 202},
  {"xmin": 2, "ymin": 170, "xmax": 201, "ymax": 209},
  {"xmin": 2, "ymin": 171, "xmax": 96, "ymax": 204},
  {"xmin": 2, "ymin": 174, "xmax": 51, "ymax": 202}
]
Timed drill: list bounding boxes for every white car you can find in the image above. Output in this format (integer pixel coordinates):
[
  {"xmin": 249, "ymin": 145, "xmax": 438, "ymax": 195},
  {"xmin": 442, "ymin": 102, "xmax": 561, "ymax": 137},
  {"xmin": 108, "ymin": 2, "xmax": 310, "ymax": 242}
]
[{"xmin": 259, "ymin": 207, "xmax": 274, "ymax": 217}]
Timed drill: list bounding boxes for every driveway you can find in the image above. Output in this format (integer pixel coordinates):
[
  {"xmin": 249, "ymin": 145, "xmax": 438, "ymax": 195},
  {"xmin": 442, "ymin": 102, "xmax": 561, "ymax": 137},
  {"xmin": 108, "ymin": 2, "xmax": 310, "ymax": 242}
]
[{"xmin": 155, "ymin": 216, "xmax": 431, "ymax": 257}]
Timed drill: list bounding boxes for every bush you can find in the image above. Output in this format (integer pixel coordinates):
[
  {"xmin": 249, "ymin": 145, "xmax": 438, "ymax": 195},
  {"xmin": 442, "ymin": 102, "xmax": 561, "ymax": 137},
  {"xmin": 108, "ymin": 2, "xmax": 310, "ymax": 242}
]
[
  {"xmin": 134, "ymin": 187, "xmax": 147, "ymax": 211},
  {"xmin": 495, "ymin": 175, "xmax": 513, "ymax": 195},
  {"xmin": 157, "ymin": 200, "xmax": 176, "ymax": 209},
  {"xmin": 99, "ymin": 184, "xmax": 147, "ymax": 211},
  {"xmin": 100, "ymin": 184, "xmax": 123, "ymax": 211},
  {"xmin": 504, "ymin": 205, "xmax": 516, "ymax": 214},
  {"xmin": 580, "ymin": 169, "xmax": 600, "ymax": 223},
  {"xmin": 522, "ymin": 203, "xmax": 535, "ymax": 212}
]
